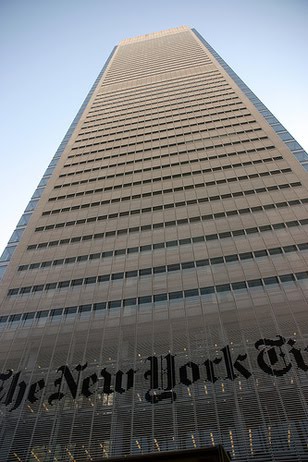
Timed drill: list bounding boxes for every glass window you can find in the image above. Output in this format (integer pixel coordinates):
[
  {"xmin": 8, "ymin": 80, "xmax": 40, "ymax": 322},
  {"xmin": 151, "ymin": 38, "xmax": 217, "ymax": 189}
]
[
  {"xmin": 50, "ymin": 308, "xmax": 63, "ymax": 317},
  {"xmin": 108, "ymin": 300, "xmax": 121, "ymax": 309},
  {"xmin": 232, "ymin": 281, "xmax": 247, "ymax": 290},
  {"xmin": 123, "ymin": 298, "xmax": 136, "ymax": 307},
  {"xmin": 247, "ymin": 279, "xmax": 263, "ymax": 287},
  {"xmin": 153, "ymin": 266, "xmax": 166, "ymax": 274},
  {"xmin": 93, "ymin": 302, "xmax": 106, "ymax": 311},
  {"xmin": 139, "ymin": 268, "xmax": 152, "ymax": 276},
  {"xmin": 184, "ymin": 288, "xmax": 199, "ymax": 297},
  {"xmin": 138, "ymin": 296, "xmax": 152, "ymax": 305},
  {"xmin": 169, "ymin": 291, "xmax": 183, "ymax": 300},
  {"xmin": 296, "ymin": 271, "xmax": 308, "ymax": 280},
  {"xmin": 200, "ymin": 286, "xmax": 215, "ymax": 295},
  {"xmin": 98, "ymin": 275, "xmax": 110, "ymax": 282},
  {"xmin": 79, "ymin": 304, "xmax": 92, "ymax": 313},
  {"xmin": 254, "ymin": 250, "xmax": 267, "ymax": 257},
  {"xmin": 280, "ymin": 274, "xmax": 295, "ymax": 283},
  {"xmin": 71, "ymin": 278, "xmax": 83, "ymax": 287},
  {"xmin": 264, "ymin": 276, "xmax": 279, "ymax": 285},
  {"xmin": 216, "ymin": 284, "xmax": 231, "ymax": 292},
  {"xmin": 210, "ymin": 257, "xmax": 224, "ymax": 264},
  {"xmin": 153, "ymin": 293, "xmax": 168, "ymax": 302},
  {"xmin": 181, "ymin": 262, "xmax": 195, "ymax": 269},
  {"xmin": 65, "ymin": 306, "xmax": 77, "ymax": 315}
]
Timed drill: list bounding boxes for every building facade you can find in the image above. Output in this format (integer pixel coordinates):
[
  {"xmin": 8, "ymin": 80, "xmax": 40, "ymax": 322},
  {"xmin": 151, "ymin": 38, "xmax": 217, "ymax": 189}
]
[{"xmin": 1, "ymin": 26, "xmax": 308, "ymax": 461}]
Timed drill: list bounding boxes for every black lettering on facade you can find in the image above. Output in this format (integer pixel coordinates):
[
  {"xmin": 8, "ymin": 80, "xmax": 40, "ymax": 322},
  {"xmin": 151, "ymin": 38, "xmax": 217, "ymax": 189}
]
[
  {"xmin": 48, "ymin": 363, "xmax": 88, "ymax": 405},
  {"xmin": 1, "ymin": 335, "xmax": 308, "ymax": 413},
  {"xmin": 221, "ymin": 345, "xmax": 252, "ymax": 380}
]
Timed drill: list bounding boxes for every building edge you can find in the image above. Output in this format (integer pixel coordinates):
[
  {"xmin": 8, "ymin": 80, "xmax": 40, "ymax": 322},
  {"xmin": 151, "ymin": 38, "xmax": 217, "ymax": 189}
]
[
  {"xmin": 192, "ymin": 28, "xmax": 308, "ymax": 170},
  {"xmin": 0, "ymin": 46, "xmax": 117, "ymax": 280}
]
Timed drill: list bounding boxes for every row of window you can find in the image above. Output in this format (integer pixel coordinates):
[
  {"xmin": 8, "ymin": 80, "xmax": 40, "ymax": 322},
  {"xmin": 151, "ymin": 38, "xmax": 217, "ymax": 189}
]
[
  {"xmin": 91, "ymin": 76, "xmax": 226, "ymax": 114},
  {"xmin": 18, "ymin": 241, "xmax": 308, "ymax": 273},
  {"xmin": 57, "ymin": 153, "xmax": 283, "ymax": 196},
  {"xmin": 93, "ymin": 71, "xmax": 222, "ymax": 106},
  {"xmin": 105, "ymin": 52, "xmax": 211, "ymax": 75},
  {"xmin": 70, "ymin": 122, "xmax": 262, "ymax": 156},
  {"xmin": 88, "ymin": 84, "xmax": 231, "ymax": 117},
  {"xmin": 93, "ymin": 69, "xmax": 221, "ymax": 105},
  {"xmin": 82, "ymin": 95, "xmax": 241, "ymax": 129},
  {"xmin": 6, "ymin": 270, "xmax": 308, "ymax": 304},
  {"xmin": 85, "ymin": 90, "xmax": 238, "ymax": 124},
  {"xmin": 0, "ymin": 271, "xmax": 308, "ymax": 326},
  {"xmin": 76, "ymin": 110, "xmax": 252, "ymax": 143},
  {"xmin": 104, "ymin": 58, "xmax": 213, "ymax": 82},
  {"xmin": 36, "ymin": 195, "xmax": 304, "ymax": 233},
  {"xmin": 27, "ymin": 216, "xmax": 308, "ymax": 252},
  {"xmin": 80, "ymin": 100, "xmax": 245, "ymax": 134},
  {"xmin": 60, "ymin": 141, "xmax": 275, "ymax": 181},
  {"xmin": 74, "ymin": 117, "xmax": 260, "ymax": 155},
  {"xmin": 46, "ymin": 180, "xmax": 297, "ymax": 217},
  {"xmin": 90, "ymin": 81, "xmax": 230, "ymax": 114},
  {"xmin": 103, "ymin": 57, "xmax": 213, "ymax": 85},
  {"xmin": 74, "ymin": 116, "xmax": 256, "ymax": 148},
  {"xmin": 65, "ymin": 134, "xmax": 269, "ymax": 173},
  {"xmin": 50, "ymin": 167, "xmax": 292, "ymax": 202}
]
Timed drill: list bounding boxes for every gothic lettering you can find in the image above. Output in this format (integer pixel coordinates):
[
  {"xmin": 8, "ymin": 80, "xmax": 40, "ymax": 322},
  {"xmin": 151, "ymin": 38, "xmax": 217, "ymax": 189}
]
[
  {"xmin": 221, "ymin": 345, "xmax": 252, "ymax": 380},
  {"xmin": 81, "ymin": 373, "xmax": 98, "ymax": 398},
  {"xmin": 1, "ymin": 335, "xmax": 308, "ymax": 413},
  {"xmin": 287, "ymin": 338, "xmax": 308, "ymax": 371},
  {"xmin": 204, "ymin": 358, "xmax": 222, "ymax": 383},
  {"xmin": 0, "ymin": 370, "xmax": 13, "ymax": 402},
  {"xmin": 144, "ymin": 354, "xmax": 177, "ymax": 403},
  {"xmin": 100, "ymin": 368, "xmax": 113, "ymax": 394},
  {"xmin": 48, "ymin": 363, "xmax": 88, "ymax": 405},
  {"xmin": 179, "ymin": 361, "xmax": 200, "ymax": 386},
  {"xmin": 255, "ymin": 336, "xmax": 292, "ymax": 377},
  {"xmin": 27, "ymin": 379, "xmax": 46, "ymax": 404}
]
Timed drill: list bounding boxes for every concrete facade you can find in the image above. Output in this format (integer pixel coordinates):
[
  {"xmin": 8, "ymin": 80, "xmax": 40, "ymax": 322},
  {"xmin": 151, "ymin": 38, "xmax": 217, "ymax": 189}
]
[{"xmin": 0, "ymin": 26, "xmax": 308, "ymax": 461}]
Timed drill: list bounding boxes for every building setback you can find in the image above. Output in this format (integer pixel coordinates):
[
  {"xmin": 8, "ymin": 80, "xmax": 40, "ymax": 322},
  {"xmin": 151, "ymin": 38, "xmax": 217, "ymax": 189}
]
[{"xmin": 0, "ymin": 26, "xmax": 308, "ymax": 461}]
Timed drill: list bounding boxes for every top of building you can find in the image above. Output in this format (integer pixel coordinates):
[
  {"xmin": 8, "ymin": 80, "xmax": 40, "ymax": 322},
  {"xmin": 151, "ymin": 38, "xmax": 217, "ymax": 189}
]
[{"xmin": 118, "ymin": 26, "xmax": 190, "ymax": 46}]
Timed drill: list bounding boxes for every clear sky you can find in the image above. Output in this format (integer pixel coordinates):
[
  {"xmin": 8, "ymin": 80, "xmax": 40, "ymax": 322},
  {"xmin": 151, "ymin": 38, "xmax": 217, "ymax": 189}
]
[{"xmin": 1, "ymin": 0, "xmax": 307, "ymax": 255}]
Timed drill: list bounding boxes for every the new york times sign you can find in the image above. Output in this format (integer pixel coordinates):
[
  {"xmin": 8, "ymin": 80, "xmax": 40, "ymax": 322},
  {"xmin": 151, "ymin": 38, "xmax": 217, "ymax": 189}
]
[{"xmin": 1, "ymin": 335, "xmax": 308, "ymax": 412}]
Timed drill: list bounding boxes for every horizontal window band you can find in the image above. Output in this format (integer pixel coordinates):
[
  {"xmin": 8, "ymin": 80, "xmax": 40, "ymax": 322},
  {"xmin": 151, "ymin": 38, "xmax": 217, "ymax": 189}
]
[
  {"xmin": 78, "ymin": 101, "xmax": 247, "ymax": 138},
  {"xmin": 87, "ymin": 85, "xmax": 232, "ymax": 118},
  {"xmin": 36, "ymin": 194, "xmax": 302, "ymax": 233},
  {"xmin": 72, "ymin": 118, "xmax": 255, "ymax": 150},
  {"xmin": 18, "ymin": 241, "xmax": 308, "ymax": 274},
  {"xmin": 83, "ymin": 90, "xmax": 238, "ymax": 124},
  {"xmin": 85, "ymin": 94, "xmax": 240, "ymax": 125},
  {"xmin": 67, "ymin": 127, "xmax": 264, "ymax": 163},
  {"xmin": 4, "ymin": 271, "xmax": 308, "ymax": 319},
  {"xmin": 65, "ymin": 130, "xmax": 269, "ymax": 170},
  {"xmin": 94, "ymin": 68, "xmax": 221, "ymax": 102},
  {"xmin": 56, "ymin": 152, "xmax": 280, "ymax": 191},
  {"xmin": 45, "ymin": 180, "xmax": 295, "ymax": 216},
  {"xmin": 77, "ymin": 88, "xmax": 239, "ymax": 135},
  {"xmin": 58, "ymin": 143, "xmax": 275, "ymax": 183},
  {"xmin": 81, "ymin": 100, "xmax": 245, "ymax": 135},
  {"xmin": 27, "ymin": 216, "xmax": 308, "ymax": 252},
  {"xmin": 76, "ymin": 111, "xmax": 252, "ymax": 146},
  {"xmin": 93, "ymin": 73, "xmax": 224, "ymax": 109},
  {"xmin": 50, "ymin": 165, "xmax": 290, "ymax": 202},
  {"xmin": 90, "ymin": 81, "xmax": 229, "ymax": 114}
]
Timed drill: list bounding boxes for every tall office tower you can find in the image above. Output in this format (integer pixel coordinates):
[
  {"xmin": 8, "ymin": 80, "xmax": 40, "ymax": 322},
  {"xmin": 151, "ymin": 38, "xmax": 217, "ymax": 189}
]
[{"xmin": 1, "ymin": 26, "xmax": 308, "ymax": 462}]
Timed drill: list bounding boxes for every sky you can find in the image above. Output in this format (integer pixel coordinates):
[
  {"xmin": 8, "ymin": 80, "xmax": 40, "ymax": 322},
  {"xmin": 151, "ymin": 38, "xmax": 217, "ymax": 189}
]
[{"xmin": 0, "ymin": 0, "xmax": 308, "ymax": 255}]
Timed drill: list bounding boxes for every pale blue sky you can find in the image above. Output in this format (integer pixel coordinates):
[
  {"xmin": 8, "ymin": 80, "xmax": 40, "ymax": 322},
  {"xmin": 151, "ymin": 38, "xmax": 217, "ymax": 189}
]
[{"xmin": 1, "ymin": 0, "xmax": 307, "ymax": 254}]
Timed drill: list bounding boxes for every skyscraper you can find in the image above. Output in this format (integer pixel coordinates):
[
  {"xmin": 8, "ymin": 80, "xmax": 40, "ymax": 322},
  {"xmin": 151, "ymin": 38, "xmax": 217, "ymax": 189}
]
[{"xmin": 1, "ymin": 25, "xmax": 308, "ymax": 461}]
